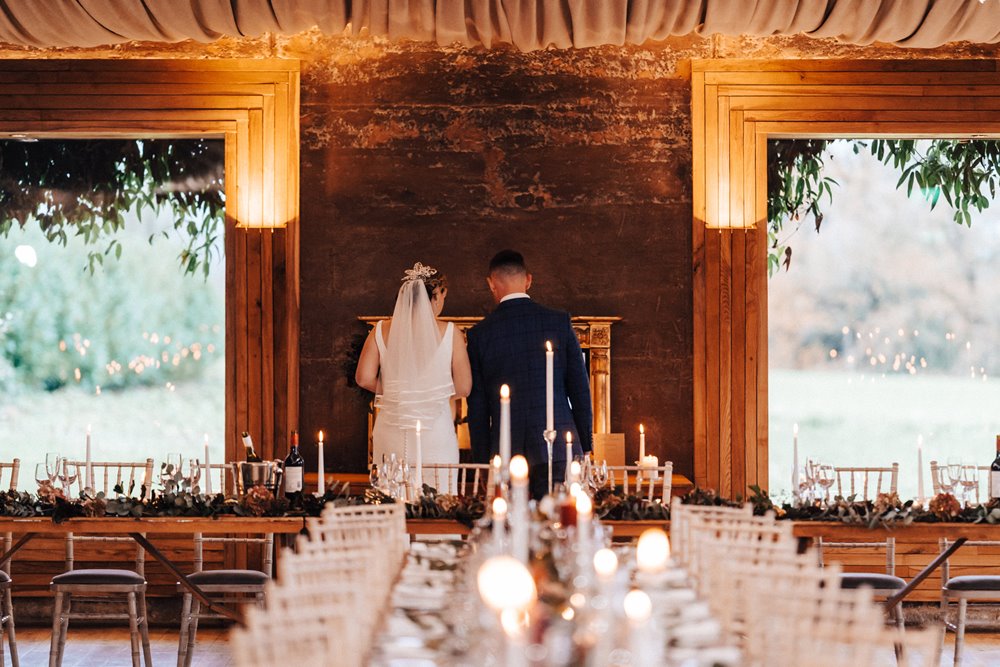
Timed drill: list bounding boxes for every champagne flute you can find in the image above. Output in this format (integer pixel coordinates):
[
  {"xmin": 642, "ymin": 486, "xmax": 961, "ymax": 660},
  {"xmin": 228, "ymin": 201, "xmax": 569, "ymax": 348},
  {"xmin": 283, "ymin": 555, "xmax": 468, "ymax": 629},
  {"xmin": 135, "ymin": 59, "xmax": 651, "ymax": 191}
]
[{"xmin": 45, "ymin": 452, "xmax": 62, "ymax": 483}]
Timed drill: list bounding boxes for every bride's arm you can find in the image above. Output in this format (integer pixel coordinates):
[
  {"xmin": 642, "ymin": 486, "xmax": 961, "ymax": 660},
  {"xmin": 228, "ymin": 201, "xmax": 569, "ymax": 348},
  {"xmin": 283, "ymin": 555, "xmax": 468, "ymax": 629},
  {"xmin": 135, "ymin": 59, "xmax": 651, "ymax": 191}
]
[
  {"xmin": 355, "ymin": 328, "xmax": 381, "ymax": 393},
  {"xmin": 451, "ymin": 327, "xmax": 472, "ymax": 398}
]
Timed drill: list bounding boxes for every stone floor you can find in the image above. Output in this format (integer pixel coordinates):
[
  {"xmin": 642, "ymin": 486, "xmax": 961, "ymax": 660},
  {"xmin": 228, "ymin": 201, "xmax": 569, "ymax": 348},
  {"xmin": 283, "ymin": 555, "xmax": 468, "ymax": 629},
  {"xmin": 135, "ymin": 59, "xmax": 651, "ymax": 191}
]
[{"xmin": 5, "ymin": 624, "xmax": 1000, "ymax": 666}]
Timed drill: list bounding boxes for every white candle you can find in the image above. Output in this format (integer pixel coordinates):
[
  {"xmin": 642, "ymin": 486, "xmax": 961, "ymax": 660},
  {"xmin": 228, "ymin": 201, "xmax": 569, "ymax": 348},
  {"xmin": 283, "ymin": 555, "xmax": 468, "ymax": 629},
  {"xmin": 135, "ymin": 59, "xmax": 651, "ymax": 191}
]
[
  {"xmin": 203, "ymin": 433, "xmax": 213, "ymax": 495},
  {"xmin": 576, "ymin": 492, "xmax": 592, "ymax": 549},
  {"xmin": 545, "ymin": 341, "xmax": 554, "ymax": 433},
  {"xmin": 792, "ymin": 423, "xmax": 800, "ymax": 500},
  {"xmin": 499, "ymin": 385, "xmax": 511, "ymax": 471},
  {"xmin": 510, "ymin": 456, "xmax": 530, "ymax": 563},
  {"xmin": 639, "ymin": 424, "xmax": 645, "ymax": 461},
  {"xmin": 624, "ymin": 590, "xmax": 654, "ymax": 664},
  {"xmin": 316, "ymin": 430, "xmax": 325, "ymax": 496},
  {"xmin": 564, "ymin": 431, "xmax": 574, "ymax": 483},
  {"xmin": 415, "ymin": 420, "xmax": 423, "ymax": 496},
  {"xmin": 492, "ymin": 496, "xmax": 508, "ymax": 552},
  {"xmin": 917, "ymin": 434, "xmax": 925, "ymax": 503},
  {"xmin": 85, "ymin": 424, "xmax": 93, "ymax": 493}
]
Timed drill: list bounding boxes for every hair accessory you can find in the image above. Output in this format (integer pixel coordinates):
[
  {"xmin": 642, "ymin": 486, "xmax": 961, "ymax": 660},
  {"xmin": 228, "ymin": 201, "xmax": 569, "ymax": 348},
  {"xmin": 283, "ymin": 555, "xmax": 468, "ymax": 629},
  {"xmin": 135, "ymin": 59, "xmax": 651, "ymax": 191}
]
[{"xmin": 402, "ymin": 262, "xmax": 437, "ymax": 283}]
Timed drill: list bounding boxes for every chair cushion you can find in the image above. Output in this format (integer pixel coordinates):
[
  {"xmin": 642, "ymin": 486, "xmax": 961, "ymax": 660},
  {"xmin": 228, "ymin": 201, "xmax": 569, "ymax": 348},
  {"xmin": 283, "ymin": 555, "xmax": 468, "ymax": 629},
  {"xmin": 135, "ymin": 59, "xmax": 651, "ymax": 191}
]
[
  {"xmin": 839, "ymin": 573, "xmax": 906, "ymax": 590},
  {"xmin": 185, "ymin": 570, "xmax": 269, "ymax": 586},
  {"xmin": 945, "ymin": 575, "xmax": 1000, "ymax": 591},
  {"xmin": 51, "ymin": 569, "xmax": 146, "ymax": 586},
  {"xmin": 0, "ymin": 570, "xmax": 9, "ymax": 584}
]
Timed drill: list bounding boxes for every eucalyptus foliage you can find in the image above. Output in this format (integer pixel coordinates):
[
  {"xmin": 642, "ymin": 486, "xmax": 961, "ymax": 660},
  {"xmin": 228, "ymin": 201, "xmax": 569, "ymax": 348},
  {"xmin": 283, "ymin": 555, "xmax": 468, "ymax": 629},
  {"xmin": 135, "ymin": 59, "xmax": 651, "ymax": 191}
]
[
  {"xmin": 0, "ymin": 139, "xmax": 224, "ymax": 276},
  {"xmin": 768, "ymin": 138, "xmax": 1000, "ymax": 276}
]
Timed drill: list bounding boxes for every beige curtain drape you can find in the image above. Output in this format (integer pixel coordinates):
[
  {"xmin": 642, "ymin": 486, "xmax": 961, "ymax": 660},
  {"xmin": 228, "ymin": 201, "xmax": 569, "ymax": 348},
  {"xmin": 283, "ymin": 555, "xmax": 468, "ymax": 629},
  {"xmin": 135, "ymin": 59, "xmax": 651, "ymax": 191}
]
[{"xmin": 0, "ymin": 0, "xmax": 997, "ymax": 50}]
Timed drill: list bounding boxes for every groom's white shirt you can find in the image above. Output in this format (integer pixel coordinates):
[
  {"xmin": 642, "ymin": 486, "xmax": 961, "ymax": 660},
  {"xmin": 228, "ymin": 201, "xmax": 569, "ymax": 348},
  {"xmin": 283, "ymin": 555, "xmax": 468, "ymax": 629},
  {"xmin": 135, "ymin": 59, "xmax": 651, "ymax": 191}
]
[{"xmin": 500, "ymin": 292, "xmax": 530, "ymax": 303}]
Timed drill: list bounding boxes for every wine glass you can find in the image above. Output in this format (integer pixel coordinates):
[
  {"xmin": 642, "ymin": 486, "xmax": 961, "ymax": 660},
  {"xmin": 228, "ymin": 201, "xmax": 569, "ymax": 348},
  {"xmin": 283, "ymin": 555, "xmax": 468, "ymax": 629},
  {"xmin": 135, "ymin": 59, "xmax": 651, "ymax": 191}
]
[
  {"xmin": 815, "ymin": 464, "xmax": 836, "ymax": 504},
  {"xmin": 591, "ymin": 460, "xmax": 609, "ymax": 491},
  {"xmin": 947, "ymin": 457, "xmax": 963, "ymax": 499},
  {"xmin": 161, "ymin": 453, "xmax": 183, "ymax": 490},
  {"xmin": 185, "ymin": 458, "xmax": 202, "ymax": 494},
  {"xmin": 57, "ymin": 460, "xmax": 79, "ymax": 495},
  {"xmin": 35, "ymin": 462, "xmax": 50, "ymax": 488},
  {"xmin": 960, "ymin": 464, "xmax": 980, "ymax": 506}
]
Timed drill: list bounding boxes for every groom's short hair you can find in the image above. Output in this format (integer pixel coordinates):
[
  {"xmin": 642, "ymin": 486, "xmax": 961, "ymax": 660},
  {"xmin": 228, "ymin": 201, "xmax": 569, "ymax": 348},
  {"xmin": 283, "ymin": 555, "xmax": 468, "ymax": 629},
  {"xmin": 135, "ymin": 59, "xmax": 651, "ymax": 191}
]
[{"xmin": 489, "ymin": 249, "xmax": 527, "ymax": 277}]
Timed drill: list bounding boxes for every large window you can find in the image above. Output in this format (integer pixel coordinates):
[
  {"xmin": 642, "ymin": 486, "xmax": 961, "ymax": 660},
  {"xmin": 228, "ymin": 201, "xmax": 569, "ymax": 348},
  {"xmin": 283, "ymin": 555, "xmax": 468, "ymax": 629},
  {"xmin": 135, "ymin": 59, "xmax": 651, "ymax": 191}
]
[
  {"xmin": 768, "ymin": 139, "xmax": 1000, "ymax": 500},
  {"xmin": 0, "ymin": 139, "xmax": 225, "ymax": 480}
]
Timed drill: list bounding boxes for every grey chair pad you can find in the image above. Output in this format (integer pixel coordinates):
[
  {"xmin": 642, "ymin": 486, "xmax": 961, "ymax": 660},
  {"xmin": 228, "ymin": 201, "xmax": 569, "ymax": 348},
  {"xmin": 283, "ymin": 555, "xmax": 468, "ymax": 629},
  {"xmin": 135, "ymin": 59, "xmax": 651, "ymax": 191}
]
[
  {"xmin": 945, "ymin": 575, "xmax": 1000, "ymax": 591},
  {"xmin": 52, "ymin": 569, "xmax": 146, "ymax": 585},
  {"xmin": 184, "ymin": 569, "xmax": 269, "ymax": 586},
  {"xmin": 839, "ymin": 572, "xmax": 906, "ymax": 590}
]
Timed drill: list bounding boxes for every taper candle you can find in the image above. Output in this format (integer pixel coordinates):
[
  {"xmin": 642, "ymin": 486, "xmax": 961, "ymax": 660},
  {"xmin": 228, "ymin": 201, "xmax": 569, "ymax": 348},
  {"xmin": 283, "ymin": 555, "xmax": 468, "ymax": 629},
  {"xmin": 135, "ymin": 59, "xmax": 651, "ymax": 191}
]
[
  {"xmin": 316, "ymin": 430, "xmax": 325, "ymax": 496},
  {"xmin": 415, "ymin": 420, "xmax": 423, "ymax": 496},
  {"xmin": 203, "ymin": 433, "xmax": 213, "ymax": 495},
  {"xmin": 499, "ymin": 385, "xmax": 511, "ymax": 471},
  {"xmin": 545, "ymin": 341, "xmax": 554, "ymax": 433}
]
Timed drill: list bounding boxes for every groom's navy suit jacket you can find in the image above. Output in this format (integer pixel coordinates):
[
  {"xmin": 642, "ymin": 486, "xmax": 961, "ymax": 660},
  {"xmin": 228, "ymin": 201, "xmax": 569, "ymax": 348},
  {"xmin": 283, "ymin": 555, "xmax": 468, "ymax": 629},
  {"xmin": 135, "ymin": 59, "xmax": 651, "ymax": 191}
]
[{"xmin": 466, "ymin": 297, "xmax": 593, "ymax": 468}]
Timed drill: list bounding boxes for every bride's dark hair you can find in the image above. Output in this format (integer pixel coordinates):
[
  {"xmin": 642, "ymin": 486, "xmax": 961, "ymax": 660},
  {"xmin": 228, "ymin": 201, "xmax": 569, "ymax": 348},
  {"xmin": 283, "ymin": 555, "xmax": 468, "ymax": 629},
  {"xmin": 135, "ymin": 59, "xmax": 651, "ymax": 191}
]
[{"xmin": 423, "ymin": 272, "xmax": 448, "ymax": 300}]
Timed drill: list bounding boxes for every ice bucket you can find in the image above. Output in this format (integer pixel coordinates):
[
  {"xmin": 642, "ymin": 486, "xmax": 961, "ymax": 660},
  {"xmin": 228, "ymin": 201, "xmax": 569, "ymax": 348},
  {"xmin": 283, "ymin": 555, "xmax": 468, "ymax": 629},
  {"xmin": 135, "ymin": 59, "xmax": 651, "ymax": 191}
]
[{"xmin": 231, "ymin": 460, "xmax": 283, "ymax": 495}]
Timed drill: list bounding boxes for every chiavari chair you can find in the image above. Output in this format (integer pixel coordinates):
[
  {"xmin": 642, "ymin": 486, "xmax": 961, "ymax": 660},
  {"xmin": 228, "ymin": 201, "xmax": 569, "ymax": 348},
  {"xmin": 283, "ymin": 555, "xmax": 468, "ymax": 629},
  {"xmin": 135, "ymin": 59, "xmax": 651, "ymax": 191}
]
[
  {"xmin": 817, "ymin": 536, "xmax": 906, "ymax": 630},
  {"xmin": 417, "ymin": 462, "xmax": 491, "ymax": 497},
  {"xmin": 833, "ymin": 463, "xmax": 899, "ymax": 501},
  {"xmin": 176, "ymin": 531, "xmax": 274, "ymax": 667},
  {"xmin": 0, "ymin": 459, "xmax": 19, "ymax": 667},
  {"xmin": 48, "ymin": 459, "xmax": 155, "ymax": 667},
  {"xmin": 606, "ymin": 462, "xmax": 673, "ymax": 501},
  {"xmin": 938, "ymin": 537, "xmax": 1000, "ymax": 666},
  {"xmin": 669, "ymin": 498, "xmax": 754, "ymax": 567}
]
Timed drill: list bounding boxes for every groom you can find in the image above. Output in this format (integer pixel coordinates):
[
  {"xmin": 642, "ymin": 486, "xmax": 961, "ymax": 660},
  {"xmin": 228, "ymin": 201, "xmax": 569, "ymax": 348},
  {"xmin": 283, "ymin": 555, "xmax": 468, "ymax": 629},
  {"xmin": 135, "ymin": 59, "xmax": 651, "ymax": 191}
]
[{"xmin": 466, "ymin": 250, "xmax": 593, "ymax": 499}]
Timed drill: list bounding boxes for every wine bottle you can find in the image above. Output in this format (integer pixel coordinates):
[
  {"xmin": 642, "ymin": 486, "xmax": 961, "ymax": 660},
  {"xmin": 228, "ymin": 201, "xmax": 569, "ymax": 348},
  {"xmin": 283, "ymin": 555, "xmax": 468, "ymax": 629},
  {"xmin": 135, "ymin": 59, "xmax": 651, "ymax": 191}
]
[
  {"xmin": 242, "ymin": 432, "xmax": 261, "ymax": 462},
  {"xmin": 991, "ymin": 435, "xmax": 1000, "ymax": 500},
  {"xmin": 284, "ymin": 430, "xmax": 304, "ymax": 498},
  {"xmin": 241, "ymin": 431, "xmax": 260, "ymax": 491}
]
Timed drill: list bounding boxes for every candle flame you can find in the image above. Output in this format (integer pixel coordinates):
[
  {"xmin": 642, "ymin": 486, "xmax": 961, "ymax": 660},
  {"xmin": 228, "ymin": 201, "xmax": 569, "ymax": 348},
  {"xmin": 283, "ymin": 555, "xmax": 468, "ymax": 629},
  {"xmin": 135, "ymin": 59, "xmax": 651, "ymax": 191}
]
[
  {"xmin": 545, "ymin": 341, "xmax": 552, "ymax": 352},
  {"xmin": 318, "ymin": 430, "xmax": 324, "ymax": 442},
  {"xmin": 500, "ymin": 384, "xmax": 510, "ymax": 399},
  {"xmin": 493, "ymin": 496, "xmax": 508, "ymax": 516},
  {"xmin": 576, "ymin": 492, "xmax": 592, "ymax": 516},
  {"xmin": 203, "ymin": 433, "xmax": 209, "ymax": 444},
  {"xmin": 416, "ymin": 420, "xmax": 421, "ymax": 433},
  {"xmin": 566, "ymin": 431, "xmax": 573, "ymax": 443},
  {"xmin": 492, "ymin": 454, "xmax": 501, "ymax": 468},
  {"xmin": 87, "ymin": 423, "xmax": 92, "ymax": 434},
  {"xmin": 639, "ymin": 423, "xmax": 644, "ymax": 434},
  {"xmin": 793, "ymin": 423, "xmax": 799, "ymax": 437},
  {"xmin": 510, "ymin": 455, "xmax": 529, "ymax": 481}
]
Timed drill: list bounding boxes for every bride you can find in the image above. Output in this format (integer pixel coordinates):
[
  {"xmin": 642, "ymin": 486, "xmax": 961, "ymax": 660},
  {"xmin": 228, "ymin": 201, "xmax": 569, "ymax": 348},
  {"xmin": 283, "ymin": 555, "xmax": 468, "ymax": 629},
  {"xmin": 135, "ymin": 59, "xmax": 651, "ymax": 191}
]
[{"xmin": 355, "ymin": 263, "xmax": 472, "ymax": 476}]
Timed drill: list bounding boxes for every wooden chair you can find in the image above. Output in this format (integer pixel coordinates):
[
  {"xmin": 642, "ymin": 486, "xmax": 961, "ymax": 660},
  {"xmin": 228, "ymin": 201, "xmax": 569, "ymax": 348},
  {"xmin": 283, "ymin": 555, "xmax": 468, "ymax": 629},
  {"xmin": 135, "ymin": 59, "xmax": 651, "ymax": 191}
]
[
  {"xmin": 417, "ymin": 463, "xmax": 490, "ymax": 497},
  {"xmin": 176, "ymin": 531, "xmax": 273, "ymax": 667},
  {"xmin": 929, "ymin": 461, "xmax": 990, "ymax": 504},
  {"xmin": 834, "ymin": 463, "xmax": 899, "ymax": 501},
  {"xmin": 938, "ymin": 537, "xmax": 1000, "ymax": 666},
  {"xmin": 63, "ymin": 459, "xmax": 154, "ymax": 497},
  {"xmin": 1, "ymin": 459, "xmax": 20, "ymax": 667},
  {"xmin": 817, "ymin": 536, "xmax": 906, "ymax": 630},
  {"xmin": 607, "ymin": 462, "xmax": 673, "ymax": 501},
  {"xmin": 49, "ymin": 459, "xmax": 154, "ymax": 667}
]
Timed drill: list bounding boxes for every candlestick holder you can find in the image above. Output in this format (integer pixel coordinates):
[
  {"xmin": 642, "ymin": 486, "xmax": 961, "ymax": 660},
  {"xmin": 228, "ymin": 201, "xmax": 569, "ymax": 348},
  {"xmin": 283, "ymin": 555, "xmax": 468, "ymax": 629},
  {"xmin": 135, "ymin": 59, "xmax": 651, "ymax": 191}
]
[{"xmin": 544, "ymin": 429, "xmax": 557, "ymax": 495}]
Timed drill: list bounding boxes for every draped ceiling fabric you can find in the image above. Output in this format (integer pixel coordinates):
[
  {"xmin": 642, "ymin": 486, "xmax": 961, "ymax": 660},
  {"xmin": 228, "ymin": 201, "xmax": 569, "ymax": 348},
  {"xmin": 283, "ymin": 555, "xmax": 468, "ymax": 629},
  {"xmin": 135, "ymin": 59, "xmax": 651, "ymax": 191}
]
[{"xmin": 0, "ymin": 0, "xmax": 998, "ymax": 51}]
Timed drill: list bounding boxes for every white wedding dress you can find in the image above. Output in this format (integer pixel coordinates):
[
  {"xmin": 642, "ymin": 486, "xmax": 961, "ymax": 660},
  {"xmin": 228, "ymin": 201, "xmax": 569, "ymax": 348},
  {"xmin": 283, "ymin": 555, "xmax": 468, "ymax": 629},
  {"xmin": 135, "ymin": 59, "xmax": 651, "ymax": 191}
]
[{"xmin": 371, "ymin": 277, "xmax": 458, "ymax": 482}]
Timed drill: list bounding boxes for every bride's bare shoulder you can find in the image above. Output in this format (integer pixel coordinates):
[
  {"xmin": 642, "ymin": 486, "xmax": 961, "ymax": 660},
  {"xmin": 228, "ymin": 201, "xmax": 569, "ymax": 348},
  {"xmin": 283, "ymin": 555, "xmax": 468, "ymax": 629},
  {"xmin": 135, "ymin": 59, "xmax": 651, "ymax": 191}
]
[{"xmin": 379, "ymin": 318, "xmax": 392, "ymax": 338}]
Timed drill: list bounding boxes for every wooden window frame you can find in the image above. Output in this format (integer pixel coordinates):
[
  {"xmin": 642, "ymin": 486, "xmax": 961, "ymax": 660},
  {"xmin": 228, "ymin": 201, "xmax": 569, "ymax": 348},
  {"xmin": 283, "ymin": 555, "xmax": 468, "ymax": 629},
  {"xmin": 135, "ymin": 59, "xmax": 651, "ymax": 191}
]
[
  {"xmin": 692, "ymin": 59, "xmax": 1000, "ymax": 497},
  {"xmin": 0, "ymin": 59, "xmax": 300, "ymax": 464}
]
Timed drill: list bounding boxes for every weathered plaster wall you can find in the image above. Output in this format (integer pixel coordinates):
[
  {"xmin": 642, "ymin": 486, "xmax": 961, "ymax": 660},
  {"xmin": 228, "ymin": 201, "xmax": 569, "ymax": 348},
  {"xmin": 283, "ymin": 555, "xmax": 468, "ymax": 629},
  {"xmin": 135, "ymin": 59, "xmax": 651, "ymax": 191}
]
[{"xmin": 2, "ymin": 32, "xmax": 999, "ymax": 481}]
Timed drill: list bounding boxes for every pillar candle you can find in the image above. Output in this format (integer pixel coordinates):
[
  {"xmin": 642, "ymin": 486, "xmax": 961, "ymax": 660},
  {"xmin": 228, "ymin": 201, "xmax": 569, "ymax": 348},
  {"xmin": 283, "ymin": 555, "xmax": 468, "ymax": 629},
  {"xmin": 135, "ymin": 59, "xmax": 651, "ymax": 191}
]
[
  {"xmin": 564, "ymin": 431, "xmax": 573, "ymax": 483},
  {"xmin": 792, "ymin": 423, "xmax": 800, "ymax": 500},
  {"xmin": 545, "ymin": 341, "xmax": 554, "ymax": 433},
  {"xmin": 203, "ymin": 433, "xmax": 213, "ymax": 495},
  {"xmin": 639, "ymin": 424, "xmax": 645, "ymax": 461},
  {"xmin": 316, "ymin": 430, "xmax": 325, "ymax": 496},
  {"xmin": 85, "ymin": 424, "xmax": 93, "ymax": 493},
  {"xmin": 415, "ymin": 420, "xmax": 423, "ymax": 496},
  {"xmin": 917, "ymin": 434, "xmax": 925, "ymax": 503},
  {"xmin": 499, "ymin": 385, "xmax": 511, "ymax": 471}
]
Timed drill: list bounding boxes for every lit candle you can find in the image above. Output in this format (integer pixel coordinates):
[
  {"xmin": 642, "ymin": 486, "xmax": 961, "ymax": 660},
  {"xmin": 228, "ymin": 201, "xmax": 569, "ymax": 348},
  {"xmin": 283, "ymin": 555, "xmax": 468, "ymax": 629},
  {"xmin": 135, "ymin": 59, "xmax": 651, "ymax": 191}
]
[
  {"xmin": 636, "ymin": 528, "xmax": 670, "ymax": 574},
  {"xmin": 203, "ymin": 433, "xmax": 212, "ymax": 495},
  {"xmin": 489, "ymin": 454, "xmax": 501, "ymax": 493},
  {"xmin": 510, "ymin": 456, "xmax": 529, "ymax": 563},
  {"xmin": 576, "ymin": 491, "xmax": 592, "ymax": 549},
  {"xmin": 564, "ymin": 431, "xmax": 574, "ymax": 483},
  {"xmin": 492, "ymin": 496, "xmax": 508, "ymax": 552},
  {"xmin": 593, "ymin": 548, "xmax": 618, "ymax": 584},
  {"xmin": 414, "ymin": 420, "xmax": 423, "ymax": 496},
  {"xmin": 917, "ymin": 434, "xmax": 925, "ymax": 504},
  {"xmin": 792, "ymin": 423, "xmax": 800, "ymax": 501},
  {"xmin": 639, "ymin": 423, "xmax": 645, "ymax": 461},
  {"xmin": 85, "ymin": 424, "xmax": 93, "ymax": 494},
  {"xmin": 624, "ymin": 589, "xmax": 653, "ymax": 664},
  {"xmin": 545, "ymin": 341, "xmax": 554, "ymax": 433},
  {"xmin": 499, "ymin": 385, "xmax": 511, "ymax": 471},
  {"xmin": 316, "ymin": 430, "xmax": 325, "ymax": 496}
]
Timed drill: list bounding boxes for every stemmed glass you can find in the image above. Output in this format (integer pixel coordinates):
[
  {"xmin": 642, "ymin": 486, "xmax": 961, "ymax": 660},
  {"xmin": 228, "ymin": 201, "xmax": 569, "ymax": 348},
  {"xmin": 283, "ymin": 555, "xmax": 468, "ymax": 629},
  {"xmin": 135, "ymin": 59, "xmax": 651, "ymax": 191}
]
[
  {"xmin": 34, "ymin": 463, "xmax": 50, "ymax": 488},
  {"xmin": 185, "ymin": 458, "xmax": 202, "ymax": 493},
  {"xmin": 161, "ymin": 453, "xmax": 183, "ymax": 490},
  {"xmin": 960, "ymin": 464, "xmax": 980, "ymax": 506},
  {"xmin": 947, "ymin": 457, "xmax": 963, "ymax": 501},
  {"xmin": 589, "ymin": 460, "xmax": 609, "ymax": 492},
  {"xmin": 57, "ymin": 459, "xmax": 78, "ymax": 495},
  {"xmin": 45, "ymin": 452, "xmax": 62, "ymax": 484},
  {"xmin": 815, "ymin": 464, "xmax": 836, "ymax": 504}
]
